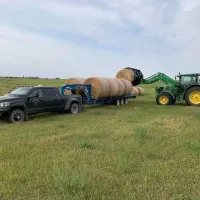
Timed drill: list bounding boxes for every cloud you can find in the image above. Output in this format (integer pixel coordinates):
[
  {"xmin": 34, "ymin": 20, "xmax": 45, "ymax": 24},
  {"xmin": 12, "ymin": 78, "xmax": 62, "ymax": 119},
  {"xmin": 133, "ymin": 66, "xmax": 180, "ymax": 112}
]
[{"xmin": 0, "ymin": 0, "xmax": 200, "ymax": 78}]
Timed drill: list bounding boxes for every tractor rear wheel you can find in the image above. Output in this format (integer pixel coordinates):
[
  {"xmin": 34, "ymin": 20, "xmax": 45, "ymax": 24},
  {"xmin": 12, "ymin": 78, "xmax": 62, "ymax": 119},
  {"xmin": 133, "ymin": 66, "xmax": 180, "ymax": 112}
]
[
  {"xmin": 156, "ymin": 92, "xmax": 173, "ymax": 105},
  {"xmin": 185, "ymin": 86, "xmax": 200, "ymax": 106}
]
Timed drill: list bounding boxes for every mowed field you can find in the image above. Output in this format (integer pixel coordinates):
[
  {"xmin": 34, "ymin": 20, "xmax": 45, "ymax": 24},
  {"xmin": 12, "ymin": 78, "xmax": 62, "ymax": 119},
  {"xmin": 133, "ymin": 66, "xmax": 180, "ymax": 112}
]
[{"xmin": 0, "ymin": 78, "xmax": 200, "ymax": 200}]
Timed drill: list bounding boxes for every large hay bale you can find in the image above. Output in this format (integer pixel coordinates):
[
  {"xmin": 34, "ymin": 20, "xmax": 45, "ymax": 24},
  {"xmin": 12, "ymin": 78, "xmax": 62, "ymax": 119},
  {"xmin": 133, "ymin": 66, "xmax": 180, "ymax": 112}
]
[
  {"xmin": 120, "ymin": 78, "xmax": 132, "ymax": 95},
  {"xmin": 64, "ymin": 78, "xmax": 86, "ymax": 84},
  {"xmin": 136, "ymin": 87, "xmax": 145, "ymax": 96},
  {"xmin": 64, "ymin": 78, "xmax": 86, "ymax": 95},
  {"xmin": 115, "ymin": 78, "xmax": 126, "ymax": 96},
  {"xmin": 116, "ymin": 69, "xmax": 135, "ymax": 83},
  {"xmin": 84, "ymin": 77, "xmax": 110, "ymax": 99},
  {"xmin": 132, "ymin": 87, "xmax": 139, "ymax": 95},
  {"xmin": 105, "ymin": 78, "xmax": 119, "ymax": 97}
]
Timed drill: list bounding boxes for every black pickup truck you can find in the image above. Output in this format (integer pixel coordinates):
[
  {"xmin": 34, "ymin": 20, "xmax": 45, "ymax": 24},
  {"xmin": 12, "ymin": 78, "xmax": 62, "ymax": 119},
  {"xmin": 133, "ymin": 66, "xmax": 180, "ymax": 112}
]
[{"xmin": 0, "ymin": 86, "xmax": 82, "ymax": 123}]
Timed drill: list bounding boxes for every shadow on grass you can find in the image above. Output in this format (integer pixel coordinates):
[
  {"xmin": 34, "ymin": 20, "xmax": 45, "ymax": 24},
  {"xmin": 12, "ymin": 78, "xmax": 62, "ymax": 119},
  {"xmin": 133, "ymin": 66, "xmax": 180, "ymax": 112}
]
[{"xmin": 0, "ymin": 112, "xmax": 72, "ymax": 124}]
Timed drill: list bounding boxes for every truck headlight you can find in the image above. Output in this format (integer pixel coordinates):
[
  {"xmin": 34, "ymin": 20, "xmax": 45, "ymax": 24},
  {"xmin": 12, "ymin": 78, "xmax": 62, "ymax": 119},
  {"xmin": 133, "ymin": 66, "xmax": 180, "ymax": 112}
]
[{"xmin": 0, "ymin": 102, "xmax": 10, "ymax": 108}]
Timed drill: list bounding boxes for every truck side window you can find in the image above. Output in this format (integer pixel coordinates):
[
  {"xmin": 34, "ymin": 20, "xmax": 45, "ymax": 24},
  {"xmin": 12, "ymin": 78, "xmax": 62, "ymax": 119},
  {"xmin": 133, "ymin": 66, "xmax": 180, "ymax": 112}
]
[
  {"xmin": 42, "ymin": 88, "xmax": 56, "ymax": 100},
  {"xmin": 29, "ymin": 89, "xmax": 42, "ymax": 98}
]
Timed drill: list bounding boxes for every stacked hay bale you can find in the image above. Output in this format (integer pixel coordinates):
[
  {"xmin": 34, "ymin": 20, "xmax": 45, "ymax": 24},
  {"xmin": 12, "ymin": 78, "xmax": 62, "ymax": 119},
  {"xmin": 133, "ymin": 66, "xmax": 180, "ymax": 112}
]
[
  {"xmin": 63, "ymin": 67, "xmax": 145, "ymax": 98},
  {"xmin": 84, "ymin": 77, "xmax": 132, "ymax": 99}
]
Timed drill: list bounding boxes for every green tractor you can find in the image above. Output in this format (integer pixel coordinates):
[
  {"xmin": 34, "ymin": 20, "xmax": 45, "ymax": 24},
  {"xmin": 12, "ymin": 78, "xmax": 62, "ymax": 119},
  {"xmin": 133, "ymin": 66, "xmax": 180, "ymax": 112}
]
[{"xmin": 142, "ymin": 72, "xmax": 200, "ymax": 106}]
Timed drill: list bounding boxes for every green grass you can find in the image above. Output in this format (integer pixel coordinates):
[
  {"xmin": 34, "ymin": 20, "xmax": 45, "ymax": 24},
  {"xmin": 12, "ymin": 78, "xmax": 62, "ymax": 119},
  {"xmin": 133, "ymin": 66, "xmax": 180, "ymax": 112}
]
[{"xmin": 0, "ymin": 78, "xmax": 200, "ymax": 200}]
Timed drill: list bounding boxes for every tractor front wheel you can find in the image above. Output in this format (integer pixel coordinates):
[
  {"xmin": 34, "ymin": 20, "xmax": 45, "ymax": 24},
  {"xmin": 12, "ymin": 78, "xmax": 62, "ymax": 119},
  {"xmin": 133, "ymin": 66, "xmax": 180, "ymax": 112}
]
[
  {"xmin": 185, "ymin": 86, "xmax": 200, "ymax": 106},
  {"xmin": 156, "ymin": 92, "xmax": 173, "ymax": 105}
]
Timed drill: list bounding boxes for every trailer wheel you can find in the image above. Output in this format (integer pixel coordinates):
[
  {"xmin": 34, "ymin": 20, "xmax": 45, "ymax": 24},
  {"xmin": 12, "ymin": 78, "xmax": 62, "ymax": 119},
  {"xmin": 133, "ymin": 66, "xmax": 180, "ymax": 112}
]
[
  {"xmin": 124, "ymin": 98, "xmax": 128, "ymax": 104},
  {"xmin": 116, "ymin": 99, "xmax": 120, "ymax": 106}
]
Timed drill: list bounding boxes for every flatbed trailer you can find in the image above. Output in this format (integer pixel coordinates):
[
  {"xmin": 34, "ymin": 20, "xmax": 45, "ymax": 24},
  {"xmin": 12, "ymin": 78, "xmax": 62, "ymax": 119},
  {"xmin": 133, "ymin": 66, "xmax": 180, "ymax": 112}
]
[{"xmin": 60, "ymin": 84, "xmax": 136, "ymax": 106}]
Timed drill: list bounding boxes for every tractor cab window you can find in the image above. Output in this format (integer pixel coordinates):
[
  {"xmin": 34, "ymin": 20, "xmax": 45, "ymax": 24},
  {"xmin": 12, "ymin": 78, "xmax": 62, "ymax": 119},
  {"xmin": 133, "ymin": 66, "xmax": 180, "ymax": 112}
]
[{"xmin": 180, "ymin": 76, "xmax": 196, "ymax": 84}]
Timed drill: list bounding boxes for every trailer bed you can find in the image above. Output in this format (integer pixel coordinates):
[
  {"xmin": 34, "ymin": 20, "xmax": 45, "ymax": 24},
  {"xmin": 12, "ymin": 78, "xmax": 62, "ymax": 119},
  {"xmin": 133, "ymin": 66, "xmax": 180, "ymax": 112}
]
[{"xmin": 60, "ymin": 84, "xmax": 136, "ymax": 105}]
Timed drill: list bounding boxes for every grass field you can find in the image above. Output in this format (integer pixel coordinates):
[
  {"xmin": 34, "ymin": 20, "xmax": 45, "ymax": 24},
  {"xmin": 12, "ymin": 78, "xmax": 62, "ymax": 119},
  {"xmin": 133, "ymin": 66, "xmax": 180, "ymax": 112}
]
[{"xmin": 0, "ymin": 78, "xmax": 200, "ymax": 200}]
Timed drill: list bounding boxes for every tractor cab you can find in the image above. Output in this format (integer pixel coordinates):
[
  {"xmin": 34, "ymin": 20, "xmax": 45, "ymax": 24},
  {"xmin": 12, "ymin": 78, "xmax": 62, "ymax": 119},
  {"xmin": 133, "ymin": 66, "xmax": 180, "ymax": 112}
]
[{"xmin": 176, "ymin": 73, "xmax": 200, "ymax": 85}]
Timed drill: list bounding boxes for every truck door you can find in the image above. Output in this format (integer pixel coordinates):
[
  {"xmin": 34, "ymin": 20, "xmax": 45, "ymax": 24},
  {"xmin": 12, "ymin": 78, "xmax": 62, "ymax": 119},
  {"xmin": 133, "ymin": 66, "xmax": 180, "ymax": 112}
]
[
  {"xmin": 26, "ymin": 89, "xmax": 44, "ymax": 114},
  {"xmin": 41, "ymin": 88, "xmax": 64, "ymax": 112}
]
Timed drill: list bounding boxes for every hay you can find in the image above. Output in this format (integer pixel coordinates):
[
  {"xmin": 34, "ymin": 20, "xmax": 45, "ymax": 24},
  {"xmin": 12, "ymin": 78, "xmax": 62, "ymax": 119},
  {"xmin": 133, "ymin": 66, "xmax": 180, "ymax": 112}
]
[
  {"xmin": 131, "ymin": 87, "xmax": 139, "ymax": 95},
  {"xmin": 136, "ymin": 87, "xmax": 145, "ymax": 96},
  {"xmin": 64, "ymin": 78, "xmax": 86, "ymax": 95},
  {"xmin": 120, "ymin": 78, "xmax": 132, "ymax": 95},
  {"xmin": 64, "ymin": 78, "xmax": 86, "ymax": 84},
  {"xmin": 115, "ymin": 78, "xmax": 126, "ymax": 96},
  {"xmin": 84, "ymin": 77, "xmax": 110, "ymax": 99},
  {"xmin": 116, "ymin": 69, "xmax": 135, "ymax": 83},
  {"xmin": 105, "ymin": 78, "xmax": 119, "ymax": 97}
]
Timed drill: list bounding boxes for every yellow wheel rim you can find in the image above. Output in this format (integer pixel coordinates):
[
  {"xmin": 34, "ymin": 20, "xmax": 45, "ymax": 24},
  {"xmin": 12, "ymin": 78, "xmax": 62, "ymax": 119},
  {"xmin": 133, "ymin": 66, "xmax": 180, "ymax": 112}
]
[
  {"xmin": 159, "ymin": 96, "xmax": 169, "ymax": 104},
  {"xmin": 189, "ymin": 91, "xmax": 200, "ymax": 105}
]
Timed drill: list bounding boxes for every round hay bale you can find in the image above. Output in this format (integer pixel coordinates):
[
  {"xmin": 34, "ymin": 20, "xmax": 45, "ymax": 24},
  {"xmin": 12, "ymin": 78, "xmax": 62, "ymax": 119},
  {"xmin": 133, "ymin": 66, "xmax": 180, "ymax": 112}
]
[
  {"xmin": 136, "ymin": 87, "xmax": 145, "ymax": 96},
  {"xmin": 84, "ymin": 77, "xmax": 110, "ymax": 99},
  {"xmin": 64, "ymin": 78, "xmax": 86, "ymax": 95},
  {"xmin": 105, "ymin": 78, "xmax": 119, "ymax": 97},
  {"xmin": 64, "ymin": 90, "xmax": 72, "ymax": 95},
  {"xmin": 115, "ymin": 78, "xmax": 126, "ymax": 96},
  {"xmin": 116, "ymin": 69, "xmax": 135, "ymax": 83},
  {"xmin": 131, "ymin": 87, "xmax": 139, "ymax": 95},
  {"xmin": 125, "ymin": 67, "xmax": 144, "ymax": 86},
  {"xmin": 64, "ymin": 78, "xmax": 86, "ymax": 84},
  {"xmin": 120, "ymin": 78, "xmax": 132, "ymax": 95}
]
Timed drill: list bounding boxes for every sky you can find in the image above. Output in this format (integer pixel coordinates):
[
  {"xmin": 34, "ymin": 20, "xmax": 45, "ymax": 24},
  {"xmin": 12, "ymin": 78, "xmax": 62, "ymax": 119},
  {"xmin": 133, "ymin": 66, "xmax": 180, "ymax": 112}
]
[{"xmin": 0, "ymin": 0, "xmax": 199, "ymax": 79}]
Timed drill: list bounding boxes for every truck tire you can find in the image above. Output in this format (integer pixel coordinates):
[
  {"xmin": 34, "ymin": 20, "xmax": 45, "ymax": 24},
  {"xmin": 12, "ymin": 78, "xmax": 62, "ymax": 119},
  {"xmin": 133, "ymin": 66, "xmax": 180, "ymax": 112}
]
[
  {"xmin": 9, "ymin": 109, "xmax": 25, "ymax": 123},
  {"xmin": 185, "ymin": 86, "xmax": 200, "ymax": 106},
  {"xmin": 69, "ymin": 103, "xmax": 79, "ymax": 114},
  {"xmin": 124, "ymin": 98, "xmax": 128, "ymax": 104},
  {"xmin": 156, "ymin": 92, "xmax": 173, "ymax": 105},
  {"xmin": 120, "ymin": 99, "xmax": 124, "ymax": 105}
]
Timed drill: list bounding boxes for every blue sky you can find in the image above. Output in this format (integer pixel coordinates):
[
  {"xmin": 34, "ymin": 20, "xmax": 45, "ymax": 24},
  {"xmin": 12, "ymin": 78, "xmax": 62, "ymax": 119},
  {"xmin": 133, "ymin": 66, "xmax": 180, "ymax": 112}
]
[{"xmin": 0, "ymin": 0, "xmax": 199, "ymax": 79}]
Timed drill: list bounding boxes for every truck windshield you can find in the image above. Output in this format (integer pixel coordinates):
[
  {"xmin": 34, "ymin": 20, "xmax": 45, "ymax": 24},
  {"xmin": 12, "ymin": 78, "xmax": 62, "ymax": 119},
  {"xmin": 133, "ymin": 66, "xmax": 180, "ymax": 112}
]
[{"xmin": 9, "ymin": 87, "xmax": 32, "ymax": 96}]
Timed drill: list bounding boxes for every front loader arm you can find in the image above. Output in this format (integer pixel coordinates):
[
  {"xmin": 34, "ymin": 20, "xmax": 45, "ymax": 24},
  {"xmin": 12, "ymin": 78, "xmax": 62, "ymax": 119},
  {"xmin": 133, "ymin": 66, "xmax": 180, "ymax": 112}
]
[{"xmin": 142, "ymin": 72, "xmax": 177, "ymax": 85}]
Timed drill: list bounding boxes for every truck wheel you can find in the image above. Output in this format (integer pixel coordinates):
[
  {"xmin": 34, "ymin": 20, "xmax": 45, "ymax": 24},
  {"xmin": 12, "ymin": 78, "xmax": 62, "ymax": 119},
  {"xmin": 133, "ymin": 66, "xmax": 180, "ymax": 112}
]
[
  {"xmin": 9, "ymin": 109, "xmax": 25, "ymax": 123},
  {"xmin": 156, "ymin": 92, "xmax": 173, "ymax": 105},
  {"xmin": 185, "ymin": 86, "xmax": 200, "ymax": 106},
  {"xmin": 124, "ymin": 98, "xmax": 128, "ymax": 104},
  {"xmin": 120, "ymin": 99, "xmax": 124, "ymax": 105},
  {"xmin": 69, "ymin": 103, "xmax": 79, "ymax": 114}
]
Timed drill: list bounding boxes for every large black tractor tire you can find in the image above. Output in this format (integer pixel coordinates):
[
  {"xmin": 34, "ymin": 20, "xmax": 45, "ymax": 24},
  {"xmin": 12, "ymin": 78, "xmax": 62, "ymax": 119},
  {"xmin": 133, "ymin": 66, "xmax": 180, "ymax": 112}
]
[
  {"xmin": 185, "ymin": 86, "xmax": 200, "ymax": 106},
  {"xmin": 9, "ymin": 109, "xmax": 25, "ymax": 123},
  {"xmin": 156, "ymin": 92, "xmax": 173, "ymax": 105}
]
